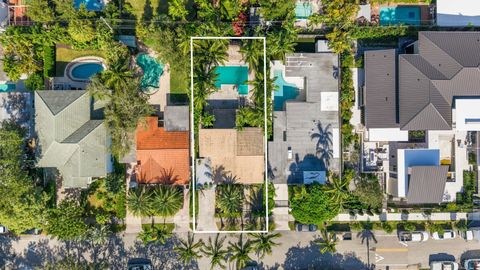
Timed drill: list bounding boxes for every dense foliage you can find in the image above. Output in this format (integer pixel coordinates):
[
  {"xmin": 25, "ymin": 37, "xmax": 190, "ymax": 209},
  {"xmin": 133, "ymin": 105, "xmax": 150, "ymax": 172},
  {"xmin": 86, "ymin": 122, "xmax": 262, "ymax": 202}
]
[
  {"xmin": 46, "ymin": 199, "xmax": 88, "ymax": 240},
  {"xmin": 0, "ymin": 122, "xmax": 48, "ymax": 234},
  {"xmin": 290, "ymin": 184, "xmax": 340, "ymax": 224}
]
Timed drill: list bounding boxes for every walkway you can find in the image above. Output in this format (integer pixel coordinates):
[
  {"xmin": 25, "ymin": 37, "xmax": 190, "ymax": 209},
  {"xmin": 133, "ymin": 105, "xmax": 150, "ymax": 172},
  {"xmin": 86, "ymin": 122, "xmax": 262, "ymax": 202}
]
[
  {"xmin": 173, "ymin": 189, "xmax": 190, "ymax": 232},
  {"xmin": 195, "ymin": 188, "xmax": 218, "ymax": 231},
  {"xmin": 335, "ymin": 211, "xmax": 480, "ymax": 222}
]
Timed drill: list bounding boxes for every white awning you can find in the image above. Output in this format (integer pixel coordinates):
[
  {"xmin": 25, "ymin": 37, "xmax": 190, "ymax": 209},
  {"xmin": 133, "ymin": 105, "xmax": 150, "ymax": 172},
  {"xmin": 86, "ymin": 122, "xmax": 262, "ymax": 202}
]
[
  {"xmin": 368, "ymin": 128, "xmax": 409, "ymax": 142},
  {"xmin": 437, "ymin": 0, "xmax": 480, "ymax": 26},
  {"xmin": 455, "ymin": 99, "xmax": 480, "ymax": 131}
]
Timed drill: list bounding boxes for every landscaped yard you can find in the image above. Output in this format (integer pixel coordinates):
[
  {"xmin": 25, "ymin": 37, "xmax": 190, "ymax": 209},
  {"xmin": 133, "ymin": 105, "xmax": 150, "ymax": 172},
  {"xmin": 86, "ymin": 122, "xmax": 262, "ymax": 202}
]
[
  {"xmin": 55, "ymin": 46, "xmax": 106, "ymax": 77},
  {"xmin": 126, "ymin": 0, "xmax": 167, "ymax": 19},
  {"xmin": 170, "ymin": 67, "xmax": 189, "ymax": 94}
]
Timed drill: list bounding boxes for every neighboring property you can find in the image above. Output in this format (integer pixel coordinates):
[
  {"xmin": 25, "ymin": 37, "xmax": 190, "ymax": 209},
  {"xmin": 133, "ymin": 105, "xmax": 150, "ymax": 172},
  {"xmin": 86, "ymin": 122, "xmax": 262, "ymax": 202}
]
[
  {"xmin": 0, "ymin": 92, "xmax": 32, "ymax": 132},
  {"xmin": 436, "ymin": 0, "xmax": 480, "ymax": 27},
  {"xmin": 135, "ymin": 106, "xmax": 190, "ymax": 186},
  {"xmin": 269, "ymin": 53, "xmax": 340, "ymax": 185},
  {"xmin": 362, "ymin": 31, "xmax": 480, "ymax": 204},
  {"xmin": 35, "ymin": 90, "xmax": 112, "ymax": 188}
]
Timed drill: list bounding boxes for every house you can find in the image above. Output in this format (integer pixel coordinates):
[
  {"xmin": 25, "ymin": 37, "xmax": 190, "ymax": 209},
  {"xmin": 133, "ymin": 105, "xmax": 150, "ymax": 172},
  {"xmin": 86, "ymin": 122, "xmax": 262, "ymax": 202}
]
[
  {"xmin": 135, "ymin": 106, "xmax": 190, "ymax": 185},
  {"xmin": 436, "ymin": 0, "xmax": 480, "ymax": 27},
  {"xmin": 35, "ymin": 90, "xmax": 112, "ymax": 188},
  {"xmin": 363, "ymin": 31, "xmax": 480, "ymax": 203},
  {"xmin": 268, "ymin": 53, "xmax": 340, "ymax": 185},
  {"xmin": 198, "ymin": 127, "xmax": 264, "ymax": 184}
]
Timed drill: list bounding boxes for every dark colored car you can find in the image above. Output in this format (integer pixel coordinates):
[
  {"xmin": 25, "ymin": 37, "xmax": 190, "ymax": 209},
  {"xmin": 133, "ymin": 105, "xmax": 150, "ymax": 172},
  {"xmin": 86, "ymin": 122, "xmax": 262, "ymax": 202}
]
[
  {"xmin": 127, "ymin": 258, "xmax": 153, "ymax": 270},
  {"xmin": 295, "ymin": 223, "xmax": 317, "ymax": 232}
]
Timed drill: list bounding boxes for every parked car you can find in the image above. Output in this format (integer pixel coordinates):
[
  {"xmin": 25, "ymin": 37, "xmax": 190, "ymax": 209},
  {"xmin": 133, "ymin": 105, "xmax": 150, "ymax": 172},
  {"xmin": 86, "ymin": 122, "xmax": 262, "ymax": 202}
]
[
  {"xmin": 398, "ymin": 231, "xmax": 429, "ymax": 242},
  {"xmin": 430, "ymin": 261, "xmax": 459, "ymax": 270},
  {"xmin": 432, "ymin": 230, "xmax": 457, "ymax": 240},
  {"xmin": 127, "ymin": 258, "xmax": 152, "ymax": 270},
  {"xmin": 0, "ymin": 225, "xmax": 7, "ymax": 234},
  {"xmin": 464, "ymin": 259, "xmax": 480, "ymax": 270},
  {"xmin": 295, "ymin": 223, "xmax": 317, "ymax": 232}
]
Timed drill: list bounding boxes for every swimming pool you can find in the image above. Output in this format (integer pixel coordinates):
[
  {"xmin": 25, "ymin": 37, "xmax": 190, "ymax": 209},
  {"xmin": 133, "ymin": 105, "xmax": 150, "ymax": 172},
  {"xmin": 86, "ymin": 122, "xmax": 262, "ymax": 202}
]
[
  {"xmin": 74, "ymin": 0, "xmax": 104, "ymax": 11},
  {"xmin": 380, "ymin": 6, "xmax": 421, "ymax": 26},
  {"xmin": 295, "ymin": 1, "xmax": 313, "ymax": 19},
  {"xmin": 214, "ymin": 66, "xmax": 249, "ymax": 95},
  {"xmin": 136, "ymin": 54, "xmax": 164, "ymax": 90},
  {"xmin": 71, "ymin": 63, "xmax": 104, "ymax": 80},
  {"xmin": 0, "ymin": 83, "xmax": 15, "ymax": 92},
  {"xmin": 273, "ymin": 70, "xmax": 299, "ymax": 111}
]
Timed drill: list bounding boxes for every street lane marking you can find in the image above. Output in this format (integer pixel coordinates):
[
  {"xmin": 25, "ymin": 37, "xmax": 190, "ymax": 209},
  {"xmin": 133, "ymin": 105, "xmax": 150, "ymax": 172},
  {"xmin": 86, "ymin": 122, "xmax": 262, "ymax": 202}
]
[
  {"xmin": 375, "ymin": 253, "xmax": 384, "ymax": 263},
  {"xmin": 374, "ymin": 248, "xmax": 408, "ymax": 252},
  {"xmin": 399, "ymin": 241, "xmax": 408, "ymax": 247}
]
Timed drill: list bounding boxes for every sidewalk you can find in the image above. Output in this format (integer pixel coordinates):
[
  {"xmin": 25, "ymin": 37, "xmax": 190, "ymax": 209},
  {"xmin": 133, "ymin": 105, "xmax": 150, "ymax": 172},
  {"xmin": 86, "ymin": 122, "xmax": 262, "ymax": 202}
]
[{"xmin": 334, "ymin": 211, "xmax": 480, "ymax": 222}]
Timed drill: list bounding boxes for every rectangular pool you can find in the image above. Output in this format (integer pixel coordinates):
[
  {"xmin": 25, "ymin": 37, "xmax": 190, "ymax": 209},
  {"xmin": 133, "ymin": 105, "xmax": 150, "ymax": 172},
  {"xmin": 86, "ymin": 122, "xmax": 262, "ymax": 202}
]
[
  {"xmin": 214, "ymin": 66, "xmax": 249, "ymax": 95},
  {"xmin": 295, "ymin": 1, "xmax": 313, "ymax": 19},
  {"xmin": 380, "ymin": 6, "xmax": 420, "ymax": 26}
]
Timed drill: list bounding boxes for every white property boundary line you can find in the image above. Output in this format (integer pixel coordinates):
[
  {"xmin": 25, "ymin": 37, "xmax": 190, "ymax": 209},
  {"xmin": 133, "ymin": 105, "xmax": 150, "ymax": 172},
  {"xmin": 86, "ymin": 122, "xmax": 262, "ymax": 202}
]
[{"xmin": 190, "ymin": 36, "xmax": 268, "ymax": 234}]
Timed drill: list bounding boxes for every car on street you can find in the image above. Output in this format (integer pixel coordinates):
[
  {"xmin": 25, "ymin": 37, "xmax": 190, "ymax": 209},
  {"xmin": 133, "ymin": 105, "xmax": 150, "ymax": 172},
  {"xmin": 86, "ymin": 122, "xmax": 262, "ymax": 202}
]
[
  {"xmin": 295, "ymin": 223, "xmax": 317, "ymax": 232},
  {"xmin": 0, "ymin": 225, "xmax": 7, "ymax": 234},
  {"xmin": 127, "ymin": 258, "xmax": 153, "ymax": 270},
  {"xmin": 430, "ymin": 261, "xmax": 459, "ymax": 270},
  {"xmin": 432, "ymin": 230, "xmax": 457, "ymax": 240},
  {"xmin": 398, "ymin": 231, "xmax": 429, "ymax": 242},
  {"xmin": 464, "ymin": 259, "xmax": 480, "ymax": 270}
]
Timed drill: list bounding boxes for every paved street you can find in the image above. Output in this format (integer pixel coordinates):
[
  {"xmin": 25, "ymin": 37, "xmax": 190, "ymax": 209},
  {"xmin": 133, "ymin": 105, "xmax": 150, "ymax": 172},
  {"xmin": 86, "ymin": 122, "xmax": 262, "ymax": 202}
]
[{"xmin": 1, "ymin": 230, "xmax": 479, "ymax": 269}]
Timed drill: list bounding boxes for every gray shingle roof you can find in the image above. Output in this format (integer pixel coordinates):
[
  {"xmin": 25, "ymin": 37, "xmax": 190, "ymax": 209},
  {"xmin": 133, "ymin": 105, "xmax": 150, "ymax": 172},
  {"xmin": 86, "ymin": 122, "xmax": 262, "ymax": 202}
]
[
  {"xmin": 36, "ymin": 90, "xmax": 87, "ymax": 115},
  {"xmin": 399, "ymin": 31, "xmax": 480, "ymax": 130},
  {"xmin": 62, "ymin": 120, "xmax": 103, "ymax": 143},
  {"xmin": 364, "ymin": 49, "xmax": 398, "ymax": 128},
  {"xmin": 407, "ymin": 165, "xmax": 448, "ymax": 204}
]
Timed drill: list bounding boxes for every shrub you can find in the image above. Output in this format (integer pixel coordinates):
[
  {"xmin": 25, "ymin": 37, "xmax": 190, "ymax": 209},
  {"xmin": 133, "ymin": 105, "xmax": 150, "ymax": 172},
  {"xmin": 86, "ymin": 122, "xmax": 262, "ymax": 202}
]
[
  {"xmin": 403, "ymin": 222, "xmax": 417, "ymax": 232},
  {"xmin": 381, "ymin": 222, "xmax": 394, "ymax": 234},
  {"xmin": 25, "ymin": 73, "xmax": 44, "ymax": 91},
  {"xmin": 43, "ymin": 46, "xmax": 55, "ymax": 78},
  {"xmin": 290, "ymin": 184, "xmax": 340, "ymax": 224}
]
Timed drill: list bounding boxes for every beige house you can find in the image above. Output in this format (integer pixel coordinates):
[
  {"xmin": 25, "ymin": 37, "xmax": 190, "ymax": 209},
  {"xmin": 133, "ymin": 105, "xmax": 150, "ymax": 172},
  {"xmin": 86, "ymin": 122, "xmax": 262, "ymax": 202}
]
[{"xmin": 198, "ymin": 127, "xmax": 264, "ymax": 184}]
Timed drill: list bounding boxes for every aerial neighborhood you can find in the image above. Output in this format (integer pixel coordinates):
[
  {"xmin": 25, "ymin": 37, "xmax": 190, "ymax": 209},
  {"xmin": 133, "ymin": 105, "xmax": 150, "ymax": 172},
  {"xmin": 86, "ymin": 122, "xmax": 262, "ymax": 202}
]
[{"xmin": 1, "ymin": 0, "xmax": 480, "ymax": 269}]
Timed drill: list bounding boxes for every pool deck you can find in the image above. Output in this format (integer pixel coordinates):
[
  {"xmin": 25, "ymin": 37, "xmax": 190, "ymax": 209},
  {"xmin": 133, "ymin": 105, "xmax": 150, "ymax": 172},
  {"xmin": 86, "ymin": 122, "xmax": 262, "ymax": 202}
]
[{"xmin": 148, "ymin": 63, "xmax": 170, "ymax": 109}]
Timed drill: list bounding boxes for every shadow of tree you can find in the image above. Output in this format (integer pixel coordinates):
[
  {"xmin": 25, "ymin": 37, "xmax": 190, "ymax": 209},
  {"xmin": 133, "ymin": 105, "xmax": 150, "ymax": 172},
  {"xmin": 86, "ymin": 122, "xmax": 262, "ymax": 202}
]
[
  {"xmin": 288, "ymin": 153, "xmax": 325, "ymax": 184},
  {"xmin": 0, "ymin": 235, "xmax": 15, "ymax": 268},
  {"xmin": 283, "ymin": 241, "xmax": 369, "ymax": 270},
  {"xmin": 310, "ymin": 122, "xmax": 333, "ymax": 169}
]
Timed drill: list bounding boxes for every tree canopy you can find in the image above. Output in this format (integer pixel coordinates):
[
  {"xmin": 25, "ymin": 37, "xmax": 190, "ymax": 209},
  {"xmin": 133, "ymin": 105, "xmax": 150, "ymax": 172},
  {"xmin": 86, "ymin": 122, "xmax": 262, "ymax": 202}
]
[
  {"xmin": 290, "ymin": 184, "xmax": 339, "ymax": 224},
  {"xmin": 45, "ymin": 199, "xmax": 88, "ymax": 240}
]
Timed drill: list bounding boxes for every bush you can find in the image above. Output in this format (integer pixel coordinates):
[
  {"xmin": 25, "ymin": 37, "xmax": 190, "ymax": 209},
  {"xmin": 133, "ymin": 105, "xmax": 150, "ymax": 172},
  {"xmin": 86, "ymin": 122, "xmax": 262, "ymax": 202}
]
[
  {"xmin": 25, "ymin": 73, "xmax": 44, "ymax": 91},
  {"xmin": 402, "ymin": 222, "xmax": 417, "ymax": 232},
  {"xmin": 469, "ymin": 152, "xmax": 477, "ymax": 165},
  {"xmin": 43, "ymin": 46, "xmax": 55, "ymax": 78},
  {"xmin": 381, "ymin": 222, "xmax": 394, "ymax": 234},
  {"xmin": 290, "ymin": 184, "xmax": 340, "ymax": 224}
]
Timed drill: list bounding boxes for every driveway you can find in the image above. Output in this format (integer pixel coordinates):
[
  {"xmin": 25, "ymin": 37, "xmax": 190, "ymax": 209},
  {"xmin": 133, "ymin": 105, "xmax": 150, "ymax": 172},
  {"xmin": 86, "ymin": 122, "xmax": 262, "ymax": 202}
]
[{"xmin": 195, "ymin": 187, "xmax": 218, "ymax": 232}]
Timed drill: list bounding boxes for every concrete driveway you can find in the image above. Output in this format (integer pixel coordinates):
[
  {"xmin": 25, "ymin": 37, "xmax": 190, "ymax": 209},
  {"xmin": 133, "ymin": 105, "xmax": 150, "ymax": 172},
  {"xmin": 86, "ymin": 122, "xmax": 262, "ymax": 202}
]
[{"xmin": 195, "ymin": 187, "xmax": 218, "ymax": 231}]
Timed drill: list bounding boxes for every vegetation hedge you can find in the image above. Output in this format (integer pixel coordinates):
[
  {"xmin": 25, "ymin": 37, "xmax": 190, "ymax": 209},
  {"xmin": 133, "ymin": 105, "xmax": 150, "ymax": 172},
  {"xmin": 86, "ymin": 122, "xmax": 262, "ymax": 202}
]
[{"xmin": 43, "ymin": 46, "xmax": 55, "ymax": 78}]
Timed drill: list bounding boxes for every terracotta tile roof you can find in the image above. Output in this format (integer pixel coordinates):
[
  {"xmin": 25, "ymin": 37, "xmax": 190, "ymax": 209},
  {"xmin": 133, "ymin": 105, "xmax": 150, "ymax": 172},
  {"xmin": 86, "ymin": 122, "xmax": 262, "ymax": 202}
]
[
  {"xmin": 136, "ymin": 117, "xmax": 189, "ymax": 150},
  {"xmin": 135, "ymin": 116, "xmax": 190, "ymax": 184}
]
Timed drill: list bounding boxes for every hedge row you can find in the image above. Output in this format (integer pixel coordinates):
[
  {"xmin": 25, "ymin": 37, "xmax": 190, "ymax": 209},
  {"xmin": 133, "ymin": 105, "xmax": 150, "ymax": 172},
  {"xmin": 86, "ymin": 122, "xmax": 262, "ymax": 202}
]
[{"xmin": 43, "ymin": 46, "xmax": 55, "ymax": 78}]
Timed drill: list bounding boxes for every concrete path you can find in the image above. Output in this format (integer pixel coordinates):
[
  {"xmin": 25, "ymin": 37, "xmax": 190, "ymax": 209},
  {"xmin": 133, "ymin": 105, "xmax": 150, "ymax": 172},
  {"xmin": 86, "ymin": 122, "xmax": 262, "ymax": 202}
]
[
  {"xmin": 173, "ymin": 189, "xmax": 190, "ymax": 232},
  {"xmin": 195, "ymin": 188, "xmax": 218, "ymax": 231},
  {"xmin": 335, "ymin": 212, "xmax": 480, "ymax": 222}
]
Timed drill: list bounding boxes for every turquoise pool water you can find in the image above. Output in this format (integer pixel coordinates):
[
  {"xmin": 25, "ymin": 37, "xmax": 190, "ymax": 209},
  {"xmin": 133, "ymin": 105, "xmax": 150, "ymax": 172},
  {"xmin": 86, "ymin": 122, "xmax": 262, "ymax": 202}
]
[
  {"xmin": 71, "ymin": 63, "xmax": 104, "ymax": 80},
  {"xmin": 380, "ymin": 6, "xmax": 420, "ymax": 26},
  {"xmin": 74, "ymin": 0, "xmax": 104, "ymax": 11},
  {"xmin": 214, "ymin": 66, "xmax": 249, "ymax": 95},
  {"xmin": 136, "ymin": 54, "xmax": 164, "ymax": 89},
  {"xmin": 273, "ymin": 70, "xmax": 299, "ymax": 111},
  {"xmin": 295, "ymin": 2, "xmax": 313, "ymax": 19},
  {"xmin": 0, "ymin": 83, "xmax": 15, "ymax": 92}
]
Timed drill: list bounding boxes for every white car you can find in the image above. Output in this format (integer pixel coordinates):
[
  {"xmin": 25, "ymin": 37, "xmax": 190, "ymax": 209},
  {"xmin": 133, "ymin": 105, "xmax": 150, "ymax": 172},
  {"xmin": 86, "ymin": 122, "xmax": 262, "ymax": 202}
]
[
  {"xmin": 430, "ymin": 261, "xmax": 459, "ymax": 270},
  {"xmin": 432, "ymin": 230, "xmax": 457, "ymax": 240},
  {"xmin": 0, "ymin": 225, "xmax": 7, "ymax": 234},
  {"xmin": 399, "ymin": 231, "xmax": 429, "ymax": 242}
]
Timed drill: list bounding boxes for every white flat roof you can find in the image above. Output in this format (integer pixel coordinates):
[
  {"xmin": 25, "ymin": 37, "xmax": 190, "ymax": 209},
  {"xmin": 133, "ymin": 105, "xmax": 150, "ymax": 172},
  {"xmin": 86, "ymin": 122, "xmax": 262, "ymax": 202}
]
[
  {"xmin": 320, "ymin": 92, "xmax": 338, "ymax": 111},
  {"xmin": 333, "ymin": 128, "xmax": 340, "ymax": 158},
  {"xmin": 368, "ymin": 128, "xmax": 409, "ymax": 142},
  {"xmin": 437, "ymin": 0, "xmax": 480, "ymax": 26},
  {"xmin": 455, "ymin": 99, "xmax": 480, "ymax": 131}
]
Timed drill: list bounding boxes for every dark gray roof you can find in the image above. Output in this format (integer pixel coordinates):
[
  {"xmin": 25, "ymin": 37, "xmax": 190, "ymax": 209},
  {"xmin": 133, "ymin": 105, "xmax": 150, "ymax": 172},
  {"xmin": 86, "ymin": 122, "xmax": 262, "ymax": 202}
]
[
  {"xmin": 364, "ymin": 49, "xmax": 398, "ymax": 128},
  {"xmin": 164, "ymin": 105, "xmax": 189, "ymax": 131},
  {"xmin": 36, "ymin": 90, "xmax": 86, "ymax": 115},
  {"xmin": 399, "ymin": 32, "xmax": 480, "ymax": 130},
  {"xmin": 62, "ymin": 120, "xmax": 103, "ymax": 143},
  {"xmin": 407, "ymin": 165, "xmax": 448, "ymax": 204}
]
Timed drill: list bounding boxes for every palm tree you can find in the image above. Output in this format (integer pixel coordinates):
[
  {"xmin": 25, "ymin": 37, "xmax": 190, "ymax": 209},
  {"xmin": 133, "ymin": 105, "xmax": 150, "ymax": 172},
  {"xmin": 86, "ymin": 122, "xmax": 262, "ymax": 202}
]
[
  {"xmin": 201, "ymin": 234, "xmax": 228, "ymax": 270},
  {"xmin": 168, "ymin": 0, "xmax": 188, "ymax": 21},
  {"xmin": 357, "ymin": 221, "xmax": 377, "ymax": 268},
  {"xmin": 158, "ymin": 168, "xmax": 180, "ymax": 185},
  {"xmin": 250, "ymin": 232, "xmax": 281, "ymax": 260},
  {"xmin": 98, "ymin": 56, "xmax": 133, "ymax": 91},
  {"xmin": 314, "ymin": 229, "xmax": 338, "ymax": 254},
  {"xmin": 152, "ymin": 186, "xmax": 184, "ymax": 224},
  {"xmin": 310, "ymin": 122, "xmax": 333, "ymax": 167},
  {"xmin": 216, "ymin": 184, "xmax": 244, "ymax": 229},
  {"xmin": 228, "ymin": 234, "xmax": 253, "ymax": 270},
  {"xmin": 127, "ymin": 187, "xmax": 153, "ymax": 217},
  {"xmin": 240, "ymin": 39, "xmax": 263, "ymax": 72},
  {"xmin": 174, "ymin": 232, "xmax": 204, "ymax": 266},
  {"xmin": 324, "ymin": 175, "xmax": 350, "ymax": 208},
  {"xmin": 138, "ymin": 225, "xmax": 172, "ymax": 245}
]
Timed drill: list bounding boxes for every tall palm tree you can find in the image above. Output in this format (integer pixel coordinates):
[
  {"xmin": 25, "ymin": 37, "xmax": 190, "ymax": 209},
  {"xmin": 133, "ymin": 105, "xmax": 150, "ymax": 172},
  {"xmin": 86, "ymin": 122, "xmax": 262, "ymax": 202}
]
[
  {"xmin": 250, "ymin": 232, "xmax": 281, "ymax": 260},
  {"xmin": 99, "ymin": 56, "xmax": 133, "ymax": 91},
  {"xmin": 325, "ymin": 174, "xmax": 350, "ymax": 207},
  {"xmin": 174, "ymin": 232, "xmax": 204, "ymax": 266},
  {"xmin": 152, "ymin": 186, "xmax": 184, "ymax": 224},
  {"xmin": 217, "ymin": 184, "xmax": 244, "ymax": 229},
  {"xmin": 240, "ymin": 39, "xmax": 263, "ymax": 72},
  {"xmin": 357, "ymin": 221, "xmax": 377, "ymax": 268},
  {"xmin": 168, "ymin": 0, "xmax": 188, "ymax": 21},
  {"xmin": 228, "ymin": 234, "xmax": 253, "ymax": 270},
  {"xmin": 138, "ymin": 225, "xmax": 172, "ymax": 245},
  {"xmin": 314, "ymin": 229, "xmax": 338, "ymax": 254},
  {"xmin": 201, "ymin": 234, "xmax": 228, "ymax": 270},
  {"xmin": 127, "ymin": 187, "xmax": 153, "ymax": 217}
]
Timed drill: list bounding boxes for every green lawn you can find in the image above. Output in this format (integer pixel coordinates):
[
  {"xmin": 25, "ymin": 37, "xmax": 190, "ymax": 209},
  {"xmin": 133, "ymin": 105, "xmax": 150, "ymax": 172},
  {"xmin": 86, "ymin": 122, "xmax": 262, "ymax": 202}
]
[
  {"xmin": 170, "ymin": 67, "xmax": 189, "ymax": 94},
  {"xmin": 55, "ymin": 46, "xmax": 106, "ymax": 77},
  {"xmin": 126, "ymin": 0, "xmax": 168, "ymax": 20}
]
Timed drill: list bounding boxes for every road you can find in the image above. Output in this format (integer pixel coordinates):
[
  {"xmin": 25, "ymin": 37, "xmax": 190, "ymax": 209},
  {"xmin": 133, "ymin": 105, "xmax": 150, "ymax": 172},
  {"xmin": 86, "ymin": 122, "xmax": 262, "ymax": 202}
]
[{"xmin": 0, "ymin": 230, "xmax": 478, "ymax": 269}]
